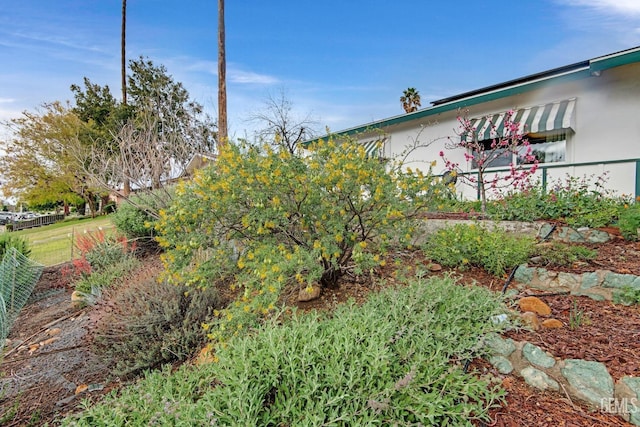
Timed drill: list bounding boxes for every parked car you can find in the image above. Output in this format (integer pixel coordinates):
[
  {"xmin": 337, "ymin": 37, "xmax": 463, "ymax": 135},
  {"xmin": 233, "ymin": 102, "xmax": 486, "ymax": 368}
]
[
  {"xmin": 0, "ymin": 212, "xmax": 16, "ymax": 225},
  {"xmin": 16, "ymin": 212, "xmax": 37, "ymax": 221}
]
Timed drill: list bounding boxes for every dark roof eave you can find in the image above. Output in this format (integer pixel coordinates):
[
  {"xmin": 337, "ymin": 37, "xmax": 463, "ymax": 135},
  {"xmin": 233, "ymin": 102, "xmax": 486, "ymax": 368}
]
[{"xmin": 430, "ymin": 60, "xmax": 589, "ymax": 106}]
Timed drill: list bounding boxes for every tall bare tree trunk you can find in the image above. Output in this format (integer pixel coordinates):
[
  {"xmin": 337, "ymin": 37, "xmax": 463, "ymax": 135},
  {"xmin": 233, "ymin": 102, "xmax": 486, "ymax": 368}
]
[
  {"xmin": 121, "ymin": 0, "xmax": 131, "ymax": 196},
  {"xmin": 217, "ymin": 0, "xmax": 227, "ymax": 147},
  {"xmin": 121, "ymin": 0, "xmax": 127, "ymax": 106}
]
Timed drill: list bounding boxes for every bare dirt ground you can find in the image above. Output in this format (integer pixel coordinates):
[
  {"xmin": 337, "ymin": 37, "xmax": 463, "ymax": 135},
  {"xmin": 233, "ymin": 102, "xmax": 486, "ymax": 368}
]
[{"xmin": 1, "ymin": 233, "xmax": 639, "ymax": 426}]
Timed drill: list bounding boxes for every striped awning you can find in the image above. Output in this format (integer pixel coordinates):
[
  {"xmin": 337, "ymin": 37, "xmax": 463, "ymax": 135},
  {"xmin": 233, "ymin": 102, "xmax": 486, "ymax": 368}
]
[
  {"xmin": 359, "ymin": 138, "xmax": 386, "ymax": 158},
  {"xmin": 463, "ymin": 98, "xmax": 576, "ymax": 142}
]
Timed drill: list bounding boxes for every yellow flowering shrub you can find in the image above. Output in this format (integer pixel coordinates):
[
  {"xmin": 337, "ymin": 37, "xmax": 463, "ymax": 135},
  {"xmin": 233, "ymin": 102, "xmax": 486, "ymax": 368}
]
[{"xmin": 156, "ymin": 139, "xmax": 441, "ymax": 341}]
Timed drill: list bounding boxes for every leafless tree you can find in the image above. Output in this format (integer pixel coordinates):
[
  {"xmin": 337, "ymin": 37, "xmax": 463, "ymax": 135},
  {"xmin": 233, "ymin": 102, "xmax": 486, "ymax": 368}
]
[
  {"xmin": 248, "ymin": 89, "xmax": 319, "ymax": 154},
  {"xmin": 72, "ymin": 113, "xmax": 211, "ymax": 219}
]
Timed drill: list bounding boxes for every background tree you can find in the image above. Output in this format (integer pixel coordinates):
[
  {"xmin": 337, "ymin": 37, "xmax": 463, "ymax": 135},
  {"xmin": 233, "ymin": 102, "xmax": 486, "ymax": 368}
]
[
  {"xmin": 127, "ymin": 57, "xmax": 216, "ymax": 186},
  {"xmin": 71, "ymin": 58, "xmax": 215, "ymax": 218},
  {"xmin": 248, "ymin": 89, "xmax": 319, "ymax": 154},
  {"xmin": 0, "ymin": 102, "xmax": 96, "ymax": 213},
  {"xmin": 70, "ymin": 78, "xmax": 132, "ymax": 214},
  {"xmin": 2, "ymin": 58, "xmax": 213, "ymax": 217},
  {"xmin": 400, "ymin": 87, "xmax": 421, "ymax": 113}
]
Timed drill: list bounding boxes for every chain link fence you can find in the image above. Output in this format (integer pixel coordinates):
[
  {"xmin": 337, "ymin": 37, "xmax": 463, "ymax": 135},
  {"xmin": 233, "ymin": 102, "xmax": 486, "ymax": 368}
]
[{"xmin": 0, "ymin": 248, "xmax": 45, "ymax": 347}]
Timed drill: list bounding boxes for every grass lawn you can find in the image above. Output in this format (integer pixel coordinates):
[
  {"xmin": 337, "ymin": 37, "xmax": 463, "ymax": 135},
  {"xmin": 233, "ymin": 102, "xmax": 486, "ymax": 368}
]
[{"xmin": 9, "ymin": 216, "xmax": 116, "ymax": 266}]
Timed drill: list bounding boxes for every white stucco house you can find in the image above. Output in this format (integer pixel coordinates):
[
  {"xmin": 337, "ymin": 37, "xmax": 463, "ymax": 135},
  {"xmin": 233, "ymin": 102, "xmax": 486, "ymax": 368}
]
[{"xmin": 318, "ymin": 46, "xmax": 640, "ymax": 200}]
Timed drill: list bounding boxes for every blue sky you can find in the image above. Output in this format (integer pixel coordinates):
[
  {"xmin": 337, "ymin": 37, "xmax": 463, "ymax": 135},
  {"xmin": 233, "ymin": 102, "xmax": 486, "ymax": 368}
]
[{"xmin": 1, "ymin": 0, "xmax": 639, "ymax": 138}]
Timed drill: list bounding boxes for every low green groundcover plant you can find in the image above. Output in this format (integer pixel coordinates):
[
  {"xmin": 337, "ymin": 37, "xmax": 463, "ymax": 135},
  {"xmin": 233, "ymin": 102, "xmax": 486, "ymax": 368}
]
[
  {"xmin": 423, "ymin": 223, "xmax": 535, "ymax": 276},
  {"xmin": 613, "ymin": 286, "xmax": 640, "ymax": 306},
  {"xmin": 530, "ymin": 242, "xmax": 597, "ymax": 267},
  {"xmin": 618, "ymin": 201, "xmax": 640, "ymax": 241},
  {"xmin": 62, "ymin": 275, "xmax": 507, "ymax": 426},
  {"xmin": 486, "ymin": 173, "xmax": 625, "ymax": 228}
]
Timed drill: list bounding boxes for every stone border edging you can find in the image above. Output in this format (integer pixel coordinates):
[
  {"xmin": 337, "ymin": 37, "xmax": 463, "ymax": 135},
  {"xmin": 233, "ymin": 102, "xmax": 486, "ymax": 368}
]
[
  {"xmin": 514, "ymin": 265, "xmax": 640, "ymax": 302},
  {"xmin": 484, "ymin": 333, "xmax": 640, "ymax": 425}
]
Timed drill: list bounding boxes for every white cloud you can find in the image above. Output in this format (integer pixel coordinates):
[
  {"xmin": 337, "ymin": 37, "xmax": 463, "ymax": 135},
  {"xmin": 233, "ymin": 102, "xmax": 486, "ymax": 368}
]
[
  {"xmin": 0, "ymin": 98, "xmax": 15, "ymax": 104},
  {"xmin": 229, "ymin": 69, "xmax": 279, "ymax": 85},
  {"xmin": 184, "ymin": 60, "xmax": 217, "ymax": 74},
  {"xmin": 174, "ymin": 57, "xmax": 279, "ymax": 85},
  {"xmin": 559, "ymin": 0, "xmax": 640, "ymax": 16}
]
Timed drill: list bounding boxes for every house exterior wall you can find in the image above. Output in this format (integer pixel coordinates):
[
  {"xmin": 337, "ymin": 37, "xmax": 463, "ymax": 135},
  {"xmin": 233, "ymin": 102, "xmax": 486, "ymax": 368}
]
[{"xmin": 352, "ymin": 60, "xmax": 640, "ymax": 200}]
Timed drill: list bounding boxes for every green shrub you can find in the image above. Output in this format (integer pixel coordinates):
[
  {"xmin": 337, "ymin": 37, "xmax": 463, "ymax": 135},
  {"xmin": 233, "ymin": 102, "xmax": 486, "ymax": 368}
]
[
  {"xmin": 0, "ymin": 234, "xmax": 31, "ymax": 258},
  {"xmin": 62, "ymin": 275, "xmax": 507, "ymax": 426},
  {"xmin": 84, "ymin": 239, "xmax": 132, "ymax": 272},
  {"xmin": 157, "ymin": 140, "xmax": 442, "ymax": 342},
  {"xmin": 112, "ymin": 190, "xmax": 172, "ymax": 250},
  {"xmin": 74, "ymin": 257, "xmax": 139, "ymax": 295},
  {"xmin": 92, "ymin": 277, "xmax": 222, "ymax": 378},
  {"xmin": 531, "ymin": 242, "xmax": 597, "ymax": 267},
  {"xmin": 486, "ymin": 183, "xmax": 547, "ymax": 222},
  {"xmin": 423, "ymin": 223, "xmax": 535, "ymax": 276},
  {"xmin": 618, "ymin": 202, "xmax": 640, "ymax": 241},
  {"xmin": 487, "ymin": 173, "xmax": 625, "ymax": 228}
]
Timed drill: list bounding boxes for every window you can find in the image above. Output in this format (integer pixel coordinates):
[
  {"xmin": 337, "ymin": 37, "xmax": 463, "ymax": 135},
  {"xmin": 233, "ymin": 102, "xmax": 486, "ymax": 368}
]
[
  {"xmin": 471, "ymin": 132, "xmax": 566, "ymax": 169},
  {"xmin": 519, "ymin": 133, "xmax": 566, "ymax": 164}
]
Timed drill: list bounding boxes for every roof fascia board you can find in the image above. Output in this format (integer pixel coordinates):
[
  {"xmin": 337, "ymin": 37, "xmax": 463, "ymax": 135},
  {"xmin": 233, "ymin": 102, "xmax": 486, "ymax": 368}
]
[{"xmin": 590, "ymin": 48, "xmax": 640, "ymax": 73}]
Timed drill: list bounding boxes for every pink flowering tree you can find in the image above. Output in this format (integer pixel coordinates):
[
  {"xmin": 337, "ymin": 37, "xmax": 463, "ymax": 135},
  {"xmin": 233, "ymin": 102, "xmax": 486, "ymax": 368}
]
[{"xmin": 440, "ymin": 110, "xmax": 539, "ymax": 213}]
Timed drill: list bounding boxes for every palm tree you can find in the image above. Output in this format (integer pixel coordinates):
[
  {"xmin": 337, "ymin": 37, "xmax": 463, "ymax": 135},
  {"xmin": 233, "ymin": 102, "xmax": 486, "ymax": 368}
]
[
  {"xmin": 217, "ymin": 0, "xmax": 227, "ymax": 146},
  {"xmin": 400, "ymin": 87, "xmax": 421, "ymax": 113}
]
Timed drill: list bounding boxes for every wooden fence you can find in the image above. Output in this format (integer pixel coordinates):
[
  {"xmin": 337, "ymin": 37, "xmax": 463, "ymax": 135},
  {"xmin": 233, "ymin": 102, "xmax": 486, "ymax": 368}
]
[{"xmin": 8, "ymin": 214, "xmax": 65, "ymax": 231}]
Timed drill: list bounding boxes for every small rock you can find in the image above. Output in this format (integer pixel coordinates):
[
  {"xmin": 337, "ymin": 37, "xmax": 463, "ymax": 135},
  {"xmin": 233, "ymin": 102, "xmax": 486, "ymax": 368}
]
[
  {"xmin": 542, "ymin": 318, "xmax": 564, "ymax": 329},
  {"xmin": 490, "ymin": 355, "xmax": 514, "ymax": 374},
  {"xmin": 47, "ymin": 328, "xmax": 62, "ymax": 336},
  {"xmin": 484, "ymin": 332, "xmax": 516, "ymax": 356},
  {"xmin": 428, "ymin": 263, "xmax": 442, "ymax": 272},
  {"xmin": 520, "ymin": 311, "xmax": 541, "ymax": 330},
  {"xmin": 71, "ymin": 291, "xmax": 87, "ymax": 307},
  {"xmin": 196, "ymin": 344, "xmax": 217, "ymax": 365},
  {"xmin": 56, "ymin": 394, "xmax": 77, "ymax": 407},
  {"xmin": 522, "ymin": 342, "xmax": 556, "ymax": 369},
  {"xmin": 298, "ymin": 285, "xmax": 322, "ymax": 302},
  {"xmin": 518, "ymin": 296, "xmax": 551, "ymax": 316},
  {"xmin": 561, "ymin": 359, "xmax": 614, "ymax": 407},
  {"xmin": 615, "ymin": 377, "xmax": 640, "ymax": 424},
  {"xmin": 39, "ymin": 337, "xmax": 60, "ymax": 347},
  {"xmin": 87, "ymin": 383, "xmax": 104, "ymax": 392},
  {"xmin": 520, "ymin": 366, "xmax": 559, "ymax": 391}
]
